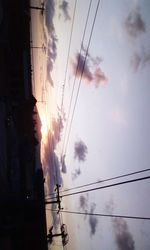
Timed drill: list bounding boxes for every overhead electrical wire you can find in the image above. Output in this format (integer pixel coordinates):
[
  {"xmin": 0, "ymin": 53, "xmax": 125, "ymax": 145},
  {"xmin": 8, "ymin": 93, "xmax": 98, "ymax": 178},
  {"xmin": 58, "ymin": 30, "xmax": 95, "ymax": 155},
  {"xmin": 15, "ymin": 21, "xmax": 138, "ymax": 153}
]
[
  {"xmin": 45, "ymin": 175, "xmax": 150, "ymax": 201},
  {"xmin": 62, "ymin": 0, "xmax": 101, "ymax": 156},
  {"xmin": 61, "ymin": 0, "xmax": 78, "ymax": 111},
  {"xmin": 45, "ymin": 167, "xmax": 150, "ymax": 199},
  {"xmin": 61, "ymin": 175, "xmax": 150, "ymax": 198},
  {"xmin": 61, "ymin": 0, "xmax": 93, "ymax": 157},
  {"xmin": 61, "ymin": 167, "xmax": 150, "ymax": 193},
  {"xmin": 47, "ymin": 209, "xmax": 150, "ymax": 221}
]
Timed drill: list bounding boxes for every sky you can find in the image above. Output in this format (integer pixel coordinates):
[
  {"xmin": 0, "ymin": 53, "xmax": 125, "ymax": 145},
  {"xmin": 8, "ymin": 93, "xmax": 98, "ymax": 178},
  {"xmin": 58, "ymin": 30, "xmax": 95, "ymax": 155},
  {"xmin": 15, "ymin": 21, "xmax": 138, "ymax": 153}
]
[{"xmin": 31, "ymin": 0, "xmax": 150, "ymax": 249}]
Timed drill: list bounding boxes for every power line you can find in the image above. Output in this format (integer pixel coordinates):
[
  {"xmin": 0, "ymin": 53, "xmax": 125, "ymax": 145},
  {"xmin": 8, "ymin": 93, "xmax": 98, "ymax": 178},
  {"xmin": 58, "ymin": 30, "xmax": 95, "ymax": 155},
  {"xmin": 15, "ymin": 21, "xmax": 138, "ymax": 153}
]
[
  {"xmin": 45, "ymin": 167, "xmax": 150, "ymax": 199},
  {"xmin": 61, "ymin": 0, "xmax": 78, "ymax": 111},
  {"xmin": 47, "ymin": 209, "xmax": 150, "ymax": 221},
  {"xmin": 61, "ymin": 0, "xmax": 93, "ymax": 157},
  {"xmin": 63, "ymin": 0, "xmax": 101, "ymax": 156},
  {"xmin": 61, "ymin": 167, "xmax": 150, "ymax": 193},
  {"xmin": 61, "ymin": 175, "xmax": 150, "ymax": 198}
]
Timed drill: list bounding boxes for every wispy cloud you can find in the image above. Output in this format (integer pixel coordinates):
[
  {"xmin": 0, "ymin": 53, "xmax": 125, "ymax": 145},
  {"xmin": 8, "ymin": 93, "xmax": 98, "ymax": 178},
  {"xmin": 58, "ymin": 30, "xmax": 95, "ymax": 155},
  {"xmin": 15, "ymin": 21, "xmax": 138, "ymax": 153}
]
[
  {"xmin": 81, "ymin": 45, "xmax": 103, "ymax": 67},
  {"xmin": 74, "ymin": 140, "xmax": 88, "ymax": 162},
  {"xmin": 131, "ymin": 48, "xmax": 150, "ymax": 72},
  {"xmin": 72, "ymin": 168, "xmax": 81, "ymax": 180},
  {"xmin": 130, "ymin": 52, "xmax": 141, "ymax": 71},
  {"xmin": 71, "ymin": 51, "xmax": 107, "ymax": 87},
  {"xmin": 124, "ymin": 7, "xmax": 146, "ymax": 38},
  {"xmin": 94, "ymin": 68, "xmax": 108, "ymax": 87},
  {"xmin": 59, "ymin": 1, "xmax": 71, "ymax": 21}
]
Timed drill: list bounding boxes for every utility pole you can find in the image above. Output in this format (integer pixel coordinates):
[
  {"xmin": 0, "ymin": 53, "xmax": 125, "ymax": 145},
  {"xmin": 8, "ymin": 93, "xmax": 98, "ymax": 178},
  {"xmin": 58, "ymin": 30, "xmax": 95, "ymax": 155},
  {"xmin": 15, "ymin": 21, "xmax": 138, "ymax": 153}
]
[
  {"xmin": 45, "ymin": 184, "xmax": 62, "ymax": 211},
  {"xmin": 47, "ymin": 224, "xmax": 69, "ymax": 246}
]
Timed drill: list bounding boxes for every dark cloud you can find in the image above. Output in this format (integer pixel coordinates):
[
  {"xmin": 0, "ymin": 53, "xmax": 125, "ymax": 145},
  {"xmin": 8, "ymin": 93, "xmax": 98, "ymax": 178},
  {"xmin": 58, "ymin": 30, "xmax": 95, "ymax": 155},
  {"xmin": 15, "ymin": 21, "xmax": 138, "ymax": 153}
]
[
  {"xmin": 74, "ymin": 140, "xmax": 88, "ymax": 162},
  {"xmin": 124, "ymin": 7, "xmax": 146, "ymax": 38},
  {"xmin": 61, "ymin": 154, "xmax": 67, "ymax": 174},
  {"xmin": 59, "ymin": 1, "xmax": 71, "ymax": 21},
  {"xmin": 72, "ymin": 51, "xmax": 108, "ymax": 87},
  {"xmin": 79, "ymin": 197, "xmax": 99, "ymax": 235},
  {"xmin": 105, "ymin": 200, "xmax": 135, "ymax": 250},
  {"xmin": 47, "ymin": 35, "xmax": 58, "ymax": 86},
  {"xmin": 45, "ymin": 0, "xmax": 55, "ymax": 34},
  {"xmin": 72, "ymin": 53, "xmax": 93, "ymax": 82},
  {"xmin": 89, "ymin": 216, "xmax": 98, "ymax": 236},
  {"xmin": 79, "ymin": 195, "xmax": 88, "ymax": 211},
  {"xmin": 113, "ymin": 218, "xmax": 135, "ymax": 250},
  {"xmin": 72, "ymin": 168, "xmax": 81, "ymax": 180},
  {"xmin": 89, "ymin": 203, "xmax": 98, "ymax": 236}
]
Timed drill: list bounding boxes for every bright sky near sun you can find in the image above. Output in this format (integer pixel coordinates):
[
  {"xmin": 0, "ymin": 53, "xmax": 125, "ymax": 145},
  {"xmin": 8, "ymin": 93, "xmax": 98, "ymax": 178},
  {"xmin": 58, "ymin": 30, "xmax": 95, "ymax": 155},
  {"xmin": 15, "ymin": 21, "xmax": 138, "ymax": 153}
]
[{"xmin": 31, "ymin": 0, "xmax": 150, "ymax": 249}]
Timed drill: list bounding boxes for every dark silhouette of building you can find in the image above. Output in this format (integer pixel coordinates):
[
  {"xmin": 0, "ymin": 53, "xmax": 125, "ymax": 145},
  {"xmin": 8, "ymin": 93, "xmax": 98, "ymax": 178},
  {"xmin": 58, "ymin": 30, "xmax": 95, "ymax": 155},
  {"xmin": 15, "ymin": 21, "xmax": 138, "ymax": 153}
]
[{"xmin": 0, "ymin": 0, "xmax": 48, "ymax": 249}]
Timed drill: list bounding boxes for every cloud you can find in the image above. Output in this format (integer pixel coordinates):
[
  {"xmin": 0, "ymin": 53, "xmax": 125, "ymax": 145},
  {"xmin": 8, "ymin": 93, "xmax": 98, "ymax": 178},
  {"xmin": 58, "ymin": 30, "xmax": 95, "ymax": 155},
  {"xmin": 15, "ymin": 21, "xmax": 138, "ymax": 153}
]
[
  {"xmin": 72, "ymin": 168, "xmax": 81, "ymax": 180},
  {"xmin": 51, "ymin": 115, "xmax": 64, "ymax": 147},
  {"xmin": 105, "ymin": 200, "xmax": 135, "ymax": 250},
  {"xmin": 71, "ymin": 51, "xmax": 108, "ymax": 87},
  {"xmin": 44, "ymin": 0, "xmax": 58, "ymax": 85},
  {"xmin": 45, "ymin": 0, "xmax": 55, "ymax": 34},
  {"xmin": 130, "ymin": 52, "xmax": 142, "ymax": 71},
  {"xmin": 46, "ymin": 34, "xmax": 58, "ymax": 86},
  {"xmin": 41, "ymin": 112, "xmax": 65, "ymax": 195},
  {"xmin": 59, "ymin": 1, "xmax": 71, "ymax": 21},
  {"xmin": 89, "ymin": 203, "xmax": 98, "ymax": 236},
  {"xmin": 94, "ymin": 68, "xmax": 108, "ymax": 87},
  {"xmin": 79, "ymin": 195, "xmax": 88, "ymax": 211},
  {"xmin": 130, "ymin": 48, "xmax": 150, "ymax": 72},
  {"xmin": 105, "ymin": 199, "xmax": 114, "ymax": 214},
  {"xmin": 81, "ymin": 45, "xmax": 103, "ymax": 67},
  {"xmin": 124, "ymin": 7, "xmax": 146, "ymax": 38},
  {"xmin": 61, "ymin": 154, "xmax": 67, "ymax": 174},
  {"xmin": 74, "ymin": 140, "xmax": 88, "ymax": 162},
  {"xmin": 42, "ymin": 136, "xmax": 62, "ymax": 199},
  {"xmin": 113, "ymin": 218, "xmax": 135, "ymax": 250},
  {"xmin": 72, "ymin": 53, "xmax": 93, "ymax": 82},
  {"xmin": 79, "ymin": 197, "xmax": 99, "ymax": 236}
]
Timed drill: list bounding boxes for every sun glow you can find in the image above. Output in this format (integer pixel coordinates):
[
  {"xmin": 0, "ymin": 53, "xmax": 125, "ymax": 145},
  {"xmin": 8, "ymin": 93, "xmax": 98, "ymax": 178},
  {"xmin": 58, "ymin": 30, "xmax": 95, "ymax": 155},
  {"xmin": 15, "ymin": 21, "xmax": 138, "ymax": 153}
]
[
  {"xmin": 41, "ymin": 123, "xmax": 48, "ymax": 141},
  {"xmin": 38, "ymin": 109, "xmax": 49, "ymax": 144}
]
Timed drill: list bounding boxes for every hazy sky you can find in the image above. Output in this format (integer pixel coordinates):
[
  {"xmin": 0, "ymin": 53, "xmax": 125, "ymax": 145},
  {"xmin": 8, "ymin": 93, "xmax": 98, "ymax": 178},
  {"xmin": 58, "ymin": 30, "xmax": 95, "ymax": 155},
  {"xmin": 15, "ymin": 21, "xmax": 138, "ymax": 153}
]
[{"xmin": 31, "ymin": 0, "xmax": 150, "ymax": 249}]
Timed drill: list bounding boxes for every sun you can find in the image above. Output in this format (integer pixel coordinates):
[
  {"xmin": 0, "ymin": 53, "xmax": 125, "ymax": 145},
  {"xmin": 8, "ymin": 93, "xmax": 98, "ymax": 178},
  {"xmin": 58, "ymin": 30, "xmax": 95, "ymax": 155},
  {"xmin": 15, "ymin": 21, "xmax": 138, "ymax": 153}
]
[
  {"xmin": 41, "ymin": 122, "xmax": 48, "ymax": 140},
  {"xmin": 40, "ymin": 113, "xmax": 49, "ymax": 143}
]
